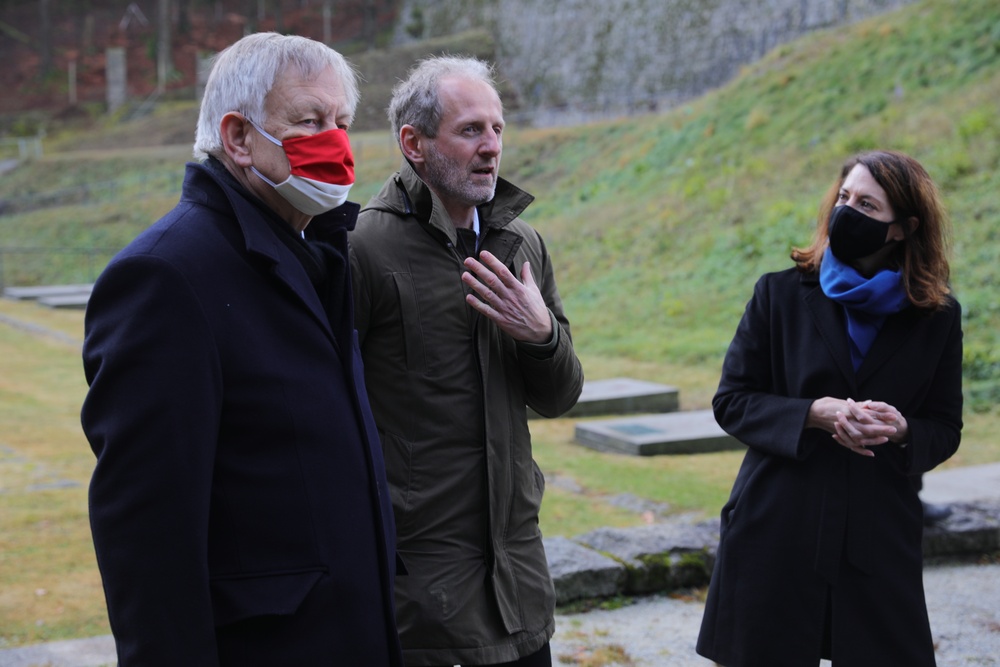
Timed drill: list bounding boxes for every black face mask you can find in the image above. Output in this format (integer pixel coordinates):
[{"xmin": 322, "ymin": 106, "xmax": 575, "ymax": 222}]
[{"xmin": 827, "ymin": 205, "xmax": 896, "ymax": 261}]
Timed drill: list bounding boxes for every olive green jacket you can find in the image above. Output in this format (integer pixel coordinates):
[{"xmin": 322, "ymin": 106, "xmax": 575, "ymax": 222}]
[{"xmin": 349, "ymin": 160, "xmax": 584, "ymax": 665}]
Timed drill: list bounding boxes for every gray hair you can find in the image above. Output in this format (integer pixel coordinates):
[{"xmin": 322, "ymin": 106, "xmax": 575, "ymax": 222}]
[
  {"xmin": 387, "ymin": 56, "xmax": 499, "ymax": 147},
  {"xmin": 193, "ymin": 32, "xmax": 359, "ymax": 161}
]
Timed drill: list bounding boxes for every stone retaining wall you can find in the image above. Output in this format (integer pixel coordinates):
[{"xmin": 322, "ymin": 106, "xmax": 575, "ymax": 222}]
[{"xmin": 547, "ymin": 500, "xmax": 1000, "ymax": 605}]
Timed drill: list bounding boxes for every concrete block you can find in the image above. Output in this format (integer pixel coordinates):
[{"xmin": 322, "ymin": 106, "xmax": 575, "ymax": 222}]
[
  {"xmin": 4, "ymin": 284, "xmax": 93, "ymax": 301},
  {"xmin": 530, "ymin": 377, "xmax": 679, "ymax": 419},
  {"xmin": 37, "ymin": 294, "xmax": 90, "ymax": 309}
]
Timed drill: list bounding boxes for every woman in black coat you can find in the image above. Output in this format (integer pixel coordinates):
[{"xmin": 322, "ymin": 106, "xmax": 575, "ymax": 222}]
[{"xmin": 696, "ymin": 150, "xmax": 962, "ymax": 666}]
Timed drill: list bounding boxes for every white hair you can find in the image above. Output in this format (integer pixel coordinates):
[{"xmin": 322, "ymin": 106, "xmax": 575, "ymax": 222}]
[{"xmin": 193, "ymin": 32, "xmax": 359, "ymax": 161}]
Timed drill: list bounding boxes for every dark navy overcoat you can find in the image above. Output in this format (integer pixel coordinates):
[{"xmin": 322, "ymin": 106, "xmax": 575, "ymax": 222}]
[{"xmin": 82, "ymin": 162, "xmax": 402, "ymax": 666}]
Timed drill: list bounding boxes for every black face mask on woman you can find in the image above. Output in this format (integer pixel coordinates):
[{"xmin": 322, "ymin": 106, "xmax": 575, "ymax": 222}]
[{"xmin": 827, "ymin": 205, "xmax": 897, "ymax": 261}]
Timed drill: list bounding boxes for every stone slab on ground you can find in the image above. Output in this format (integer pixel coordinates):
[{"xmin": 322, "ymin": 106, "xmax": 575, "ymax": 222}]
[
  {"xmin": 537, "ymin": 377, "xmax": 679, "ymax": 420},
  {"xmin": 3, "ymin": 284, "xmax": 93, "ymax": 301},
  {"xmin": 574, "ymin": 409, "xmax": 740, "ymax": 456},
  {"xmin": 37, "ymin": 294, "xmax": 90, "ymax": 309}
]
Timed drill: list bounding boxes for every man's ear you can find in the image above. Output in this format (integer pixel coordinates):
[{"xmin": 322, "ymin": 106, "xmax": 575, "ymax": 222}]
[
  {"xmin": 220, "ymin": 112, "xmax": 253, "ymax": 168},
  {"xmin": 399, "ymin": 125, "xmax": 425, "ymax": 165}
]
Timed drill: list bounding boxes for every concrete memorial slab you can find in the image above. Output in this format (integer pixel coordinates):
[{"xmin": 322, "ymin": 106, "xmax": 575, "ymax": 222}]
[
  {"xmin": 574, "ymin": 409, "xmax": 741, "ymax": 456},
  {"xmin": 3, "ymin": 284, "xmax": 93, "ymax": 301},
  {"xmin": 37, "ymin": 294, "xmax": 90, "ymax": 310},
  {"xmin": 531, "ymin": 377, "xmax": 679, "ymax": 419}
]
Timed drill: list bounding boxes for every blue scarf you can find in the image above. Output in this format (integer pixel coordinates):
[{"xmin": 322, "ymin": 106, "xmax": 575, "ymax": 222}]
[{"xmin": 819, "ymin": 248, "xmax": 910, "ymax": 371}]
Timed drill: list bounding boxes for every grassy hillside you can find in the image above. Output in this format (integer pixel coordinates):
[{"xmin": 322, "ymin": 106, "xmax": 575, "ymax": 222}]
[
  {"xmin": 3, "ymin": 0, "xmax": 998, "ymax": 399},
  {"xmin": 499, "ymin": 0, "xmax": 1000, "ymax": 393}
]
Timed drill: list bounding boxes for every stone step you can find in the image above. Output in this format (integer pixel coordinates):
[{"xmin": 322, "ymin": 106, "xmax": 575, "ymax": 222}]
[{"xmin": 547, "ymin": 498, "xmax": 1000, "ymax": 605}]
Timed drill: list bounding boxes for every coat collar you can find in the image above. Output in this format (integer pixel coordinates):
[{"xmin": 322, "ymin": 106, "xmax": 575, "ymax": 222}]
[
  {"xmin": 184, "ymin": 161, "xmax": 348, "ymax": 347},
  {"xmin": 364, "ymin": 158, "xmax": 535, "ymax": 250}
]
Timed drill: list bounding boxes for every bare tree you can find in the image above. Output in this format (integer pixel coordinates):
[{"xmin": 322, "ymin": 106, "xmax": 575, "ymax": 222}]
[
  {"xmin": 322, "ymin": 0, "xmax": 333, "ymax": 45},
  {"xmin": 38, "ymin": 0, "xmax": 53, "ymax": 77},
  {"xmin": 245, "ymin": 0, "xmax": 258, "ymax": 34},
  {"xmin": 363, "ymin": 0, "xmax": 377, "ymax": 50},
  {"xmin": 177, "ymin": 0, "xmax": 191, "ymax": 36},
  {"xmin": 274, "ymin": 0, "xmax": 285, "ymax": 33}
]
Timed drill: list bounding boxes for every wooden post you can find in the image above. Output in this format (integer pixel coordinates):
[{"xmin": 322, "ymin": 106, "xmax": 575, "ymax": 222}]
[
  {"xmin": 68, "ymin": 59, "xmax": 77, "ymax": 106},
  {"xmin": 106, "ymin": 46, "xmax": 127, "ymax": 113}
]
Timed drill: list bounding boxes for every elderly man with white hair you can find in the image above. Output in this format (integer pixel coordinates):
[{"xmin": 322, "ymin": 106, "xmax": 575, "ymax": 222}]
[{"xmin": 82, "ymin": 32, "xmax": 402, "ymax": 666}]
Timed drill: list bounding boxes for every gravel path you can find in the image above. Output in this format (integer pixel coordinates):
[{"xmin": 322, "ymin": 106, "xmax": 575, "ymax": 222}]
[
  {"xmin": 0, "ymin": 562, "xmax": 995, "ymax": 666},
  {"xmin": 550, "ymin": 561, "xmax": 1000, "ymax": 666}
]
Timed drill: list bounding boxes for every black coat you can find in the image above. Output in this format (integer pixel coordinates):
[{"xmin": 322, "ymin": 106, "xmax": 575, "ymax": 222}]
[
  {"xmin": 696, "ymin": 267, "xmax": 962, "ymax": 667},
  {"xmin": 81, "ymin": 162, "xmax": 403, "ymax": 666}
]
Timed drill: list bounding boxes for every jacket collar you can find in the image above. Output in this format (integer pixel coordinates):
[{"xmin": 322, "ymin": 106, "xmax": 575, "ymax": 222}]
[{"xmin": 365, "ymin": 158, "xmax": 535, "ymax": 249}]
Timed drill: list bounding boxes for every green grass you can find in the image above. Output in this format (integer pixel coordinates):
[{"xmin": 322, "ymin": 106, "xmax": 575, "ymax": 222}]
[
  {"xmin": 1, "ymin": 0, "xmax": 1000, "ymax": 647},
  {"xmin": 0, "ymin": 300, "xmax": 107, "ymax": 648}
]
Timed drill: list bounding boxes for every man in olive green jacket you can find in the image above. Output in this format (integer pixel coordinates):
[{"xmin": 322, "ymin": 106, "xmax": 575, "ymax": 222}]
[{"xmin": 348, "ymin": 57, "xmax": 584, "ymax": 666}]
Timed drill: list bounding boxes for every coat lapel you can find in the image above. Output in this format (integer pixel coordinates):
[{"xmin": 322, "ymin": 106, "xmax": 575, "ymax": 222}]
[
  {"xmin": 802, "ymin": 277, "xmax": 857, "ymax": 391},
  {"xmin": 230, "ymin": 194, "xmax": 336, "ymax": 345},
  {"xmin": 855, "ymin": 306, "xmax": 919, "ymax": 386}
]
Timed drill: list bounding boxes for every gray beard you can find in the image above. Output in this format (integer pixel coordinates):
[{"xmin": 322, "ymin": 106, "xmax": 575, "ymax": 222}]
[{"xmin": 423, "ymin": 144, "xmax": 497, "ymax": 207}]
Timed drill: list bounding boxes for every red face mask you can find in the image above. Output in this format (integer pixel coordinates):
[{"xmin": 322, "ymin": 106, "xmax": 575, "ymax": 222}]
[
  {"xmin": 249, "ymin": 119, "xmax": 355, "ymax": 216},
  {"xmin": 281, "ymin": 128, "xmax": 355, "ymax": 186}
]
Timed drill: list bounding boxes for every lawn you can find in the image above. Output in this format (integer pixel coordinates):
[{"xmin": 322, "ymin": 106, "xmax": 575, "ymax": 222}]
[{"xmin": 1, "ymin": 297, "xmax": 997, "ymax": 647}]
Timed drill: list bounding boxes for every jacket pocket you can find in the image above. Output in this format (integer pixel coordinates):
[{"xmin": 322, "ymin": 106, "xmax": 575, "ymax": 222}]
[
  {"xmin": 391, "ymin": 272, "xmax": 424, "ymax": 372},
  {"xmin": 210, "ymin": 567, "xmax": 325, "ymax": 627}
]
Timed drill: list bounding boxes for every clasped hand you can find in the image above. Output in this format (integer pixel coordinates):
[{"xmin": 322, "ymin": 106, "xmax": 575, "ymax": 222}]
[
  {"xmin": 807, "ymin": 397, "xmax": 908, "ymax": 458},
  {"xmin": 462, "ymin": 251, "xmax": 552, "ymax": 344}
]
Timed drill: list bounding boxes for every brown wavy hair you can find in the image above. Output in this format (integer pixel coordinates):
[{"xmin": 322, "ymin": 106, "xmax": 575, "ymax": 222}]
[{"xmin": 791, "ymin": 150, "xmax": 952, "ymax": 310}]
